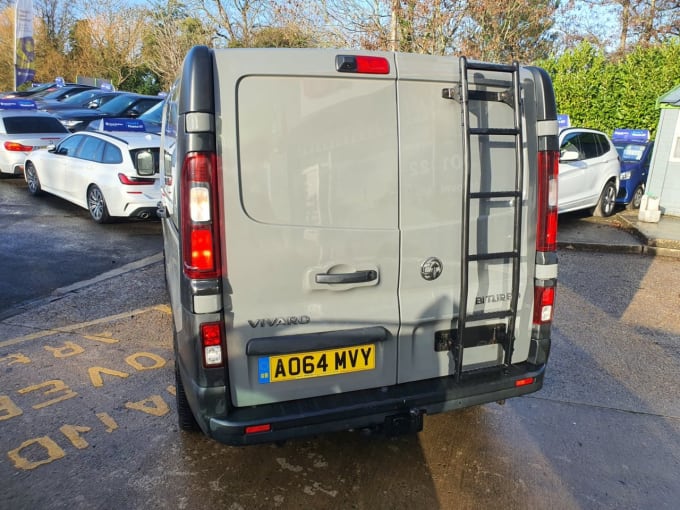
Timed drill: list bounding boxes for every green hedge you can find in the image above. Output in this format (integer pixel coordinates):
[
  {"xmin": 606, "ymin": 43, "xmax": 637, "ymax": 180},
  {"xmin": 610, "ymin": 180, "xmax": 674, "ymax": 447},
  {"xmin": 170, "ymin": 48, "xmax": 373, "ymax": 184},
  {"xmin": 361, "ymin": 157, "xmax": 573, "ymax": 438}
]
[{"xmin": 536, "ymin": 40, "xmax": 680, "ymax": 138}]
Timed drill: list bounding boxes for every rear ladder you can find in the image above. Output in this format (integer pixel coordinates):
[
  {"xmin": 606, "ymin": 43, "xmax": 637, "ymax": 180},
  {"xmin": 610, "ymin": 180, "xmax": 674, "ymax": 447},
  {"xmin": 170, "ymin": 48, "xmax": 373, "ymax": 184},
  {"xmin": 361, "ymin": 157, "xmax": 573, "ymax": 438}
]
[{"xmin": 444, "ymin": 57, "xmax": 525, "ymax": 380}]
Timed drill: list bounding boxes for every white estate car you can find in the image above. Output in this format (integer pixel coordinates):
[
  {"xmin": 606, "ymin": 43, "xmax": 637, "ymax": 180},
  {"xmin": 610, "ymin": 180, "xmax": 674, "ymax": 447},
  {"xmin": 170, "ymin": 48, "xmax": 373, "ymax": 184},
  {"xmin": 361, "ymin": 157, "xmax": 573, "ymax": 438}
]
[
  {"xmin": 0, "ymin": 99, "xmax": 68, "ymax": 176},
  {"xmin": 24, "ymin": 118, "xmax": 160, "ymax": 223},
  {"xmin": 558, "ymin": 127, "xmax": 621, "ymax": 217}
]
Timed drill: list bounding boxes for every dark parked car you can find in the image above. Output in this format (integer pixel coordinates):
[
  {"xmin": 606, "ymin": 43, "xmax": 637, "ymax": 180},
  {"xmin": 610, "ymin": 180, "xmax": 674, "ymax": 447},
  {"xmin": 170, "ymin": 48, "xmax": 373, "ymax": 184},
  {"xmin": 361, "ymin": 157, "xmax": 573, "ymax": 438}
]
[
  {"xmin": 54, "ymin": 93, "xmax": 163, "ymax": 132},
  {"xmin": 28, "ymin": 84, "xmax": 96, "ymax": 102},
  {"xmin": 38, "ymin": 90, "xmax": 120, "ymax": 113},
  {"xmin": 87, "ymin": 99, "xmax": 164, "ymax": 134},
  {"xmin": 1, "ymin": 82, "xmax": 81, "ymax": 99}
]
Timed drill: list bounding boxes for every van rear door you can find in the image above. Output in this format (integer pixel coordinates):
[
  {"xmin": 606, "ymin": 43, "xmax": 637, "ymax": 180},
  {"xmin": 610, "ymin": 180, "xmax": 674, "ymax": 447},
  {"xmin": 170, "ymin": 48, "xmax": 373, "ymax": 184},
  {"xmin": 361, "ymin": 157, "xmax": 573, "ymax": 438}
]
[
  {"xmin": 395, "ymin": 54, "xmax": 534, "ymax": 383},
  {"xmin": 219, "ymin": 51, "xmax": 400, "ymax": 407}
]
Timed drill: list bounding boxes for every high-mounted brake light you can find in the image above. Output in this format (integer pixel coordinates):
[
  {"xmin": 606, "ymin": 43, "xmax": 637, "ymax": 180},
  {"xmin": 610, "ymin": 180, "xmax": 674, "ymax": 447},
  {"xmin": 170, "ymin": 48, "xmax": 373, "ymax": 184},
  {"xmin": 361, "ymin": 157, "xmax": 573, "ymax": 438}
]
[
  {"xmin": 336, "ymin": 55, "xmax": 390, "ymax": 75},
  {"xmin": 4, "ymin": 141, "xmax": 33, "ymax": 152},
  {"xmin": 181, "ymin": 152, "xmax": 221, "ymax": 280},
  {"xmin": 536, "ymin": 150, "xmax": 559, "ymax": 252}
]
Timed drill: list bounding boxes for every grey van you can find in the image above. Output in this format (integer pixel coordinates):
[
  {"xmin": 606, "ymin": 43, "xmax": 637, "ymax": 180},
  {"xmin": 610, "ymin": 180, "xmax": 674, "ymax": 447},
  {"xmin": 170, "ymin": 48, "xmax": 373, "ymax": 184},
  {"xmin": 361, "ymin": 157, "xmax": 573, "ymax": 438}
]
[{"xmin": 159, "ymin": 46, "xmax": 559, "ymax": 445}]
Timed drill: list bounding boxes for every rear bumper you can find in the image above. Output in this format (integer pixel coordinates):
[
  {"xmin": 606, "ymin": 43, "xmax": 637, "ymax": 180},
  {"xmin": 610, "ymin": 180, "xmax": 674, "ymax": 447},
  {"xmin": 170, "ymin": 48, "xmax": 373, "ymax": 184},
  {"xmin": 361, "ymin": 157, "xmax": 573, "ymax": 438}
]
[{"xmin": 188, "ymin": 362, "xmax": 546, "ymax": 446}]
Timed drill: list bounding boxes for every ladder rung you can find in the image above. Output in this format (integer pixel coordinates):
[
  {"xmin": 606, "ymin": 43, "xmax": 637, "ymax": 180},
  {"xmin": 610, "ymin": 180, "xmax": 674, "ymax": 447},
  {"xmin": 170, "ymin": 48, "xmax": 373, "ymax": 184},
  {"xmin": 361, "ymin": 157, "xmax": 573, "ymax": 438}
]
[
  {"xmin": 468, "ymin": 251, "xmax": 518, "ymax": 262},
  {"xmin": 464, "ymin": 310, "xmax": 514, "ymax": 322},
  {"xmin": 470, "ymin": 191, "xmax": 521, "ymax": 200},
  {"xmin": 466, "ymin": 61, "xmax": 516, "ymax": 73},
  {"xmin": 470, "ymin": 127, "xmax": 519, "ymax": 136}
]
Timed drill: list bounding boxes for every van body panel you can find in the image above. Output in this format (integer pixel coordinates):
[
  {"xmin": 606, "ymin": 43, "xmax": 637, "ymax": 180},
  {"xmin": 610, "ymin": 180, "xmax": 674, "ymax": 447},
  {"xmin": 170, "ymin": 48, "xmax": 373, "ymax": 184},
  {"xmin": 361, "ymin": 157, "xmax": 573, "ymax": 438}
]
[
  {"xmin": 161, "ymin": 46, "xmax": 558, "ymax": 445},
  {"xmin": 213, "ymin": 52, "xmax": 401, "ymax": 406}
]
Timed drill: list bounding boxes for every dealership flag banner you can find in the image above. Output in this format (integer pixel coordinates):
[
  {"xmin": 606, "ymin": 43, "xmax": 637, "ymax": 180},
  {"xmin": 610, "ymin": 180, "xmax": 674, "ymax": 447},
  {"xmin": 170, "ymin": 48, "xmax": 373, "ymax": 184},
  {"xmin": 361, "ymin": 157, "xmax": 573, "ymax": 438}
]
[{"xmin": 14, "ymin": 0, "xmax": 35, "ymax": 89}]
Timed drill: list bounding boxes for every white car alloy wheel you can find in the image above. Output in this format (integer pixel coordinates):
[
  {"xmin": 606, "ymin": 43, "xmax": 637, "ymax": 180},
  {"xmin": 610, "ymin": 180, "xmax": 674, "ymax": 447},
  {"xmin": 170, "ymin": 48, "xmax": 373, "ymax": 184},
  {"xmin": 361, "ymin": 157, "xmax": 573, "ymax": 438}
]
[
  {"xmin": 87, "ymin": 185, "xmax": 110, "ymax": 223},
  {"xmin": 594, "ymin": 181, "xmax": 617, "ymax": 217},
  {"xmin": 25, "ymin": 163, "xmax": 42, "ymax": 195}
]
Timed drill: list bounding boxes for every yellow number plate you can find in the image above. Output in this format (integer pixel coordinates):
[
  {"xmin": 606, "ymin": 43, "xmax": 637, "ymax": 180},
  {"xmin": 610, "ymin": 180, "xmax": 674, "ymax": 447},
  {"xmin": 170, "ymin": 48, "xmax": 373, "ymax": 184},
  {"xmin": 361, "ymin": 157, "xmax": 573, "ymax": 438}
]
[{"xmin": 258, "ymin": 344, "xmax": 375, "ymax": 384}]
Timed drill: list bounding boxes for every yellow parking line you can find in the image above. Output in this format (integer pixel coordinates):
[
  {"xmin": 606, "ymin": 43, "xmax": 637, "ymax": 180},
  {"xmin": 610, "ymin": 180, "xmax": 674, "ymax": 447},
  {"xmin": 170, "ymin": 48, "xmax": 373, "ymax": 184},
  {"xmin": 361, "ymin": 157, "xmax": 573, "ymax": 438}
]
[{"xmin": 0, "ymin": 305, "xmax": 171, "ymax": 349}]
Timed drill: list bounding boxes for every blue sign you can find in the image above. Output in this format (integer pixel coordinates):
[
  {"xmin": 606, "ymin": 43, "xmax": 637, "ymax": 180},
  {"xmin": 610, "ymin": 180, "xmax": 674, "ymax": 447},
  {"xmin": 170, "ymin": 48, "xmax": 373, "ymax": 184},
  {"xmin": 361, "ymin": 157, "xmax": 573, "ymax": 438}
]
[
  {"xmin": 612, "ymin": 128, "xmax": 650, "ymax": 143},
  {"xmin": 55, "ymin": 76, "xmax": 65, "ymax": 87},
  {"xmin": 557, "ymin": 114, "xmax": 570, "ymax": 130},
  {"xmin": 0, "ymin": 99, "xmax": 37, "ymax": 110},
  {"xmin": 100, "ymin": 82, "xmax": 114, "ymax": 92},
  {"xmin": 102, "ymin": 118, "xmax": 146, "ymax": 132}
]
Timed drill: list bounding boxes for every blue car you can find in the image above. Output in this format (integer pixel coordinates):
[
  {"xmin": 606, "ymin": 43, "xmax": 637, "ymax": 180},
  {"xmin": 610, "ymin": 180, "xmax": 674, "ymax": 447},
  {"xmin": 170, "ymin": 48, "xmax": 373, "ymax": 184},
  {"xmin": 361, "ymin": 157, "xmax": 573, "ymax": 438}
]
[{"xmin": 612, "ymin": 128, "xmax": 654, "ymax": 210}]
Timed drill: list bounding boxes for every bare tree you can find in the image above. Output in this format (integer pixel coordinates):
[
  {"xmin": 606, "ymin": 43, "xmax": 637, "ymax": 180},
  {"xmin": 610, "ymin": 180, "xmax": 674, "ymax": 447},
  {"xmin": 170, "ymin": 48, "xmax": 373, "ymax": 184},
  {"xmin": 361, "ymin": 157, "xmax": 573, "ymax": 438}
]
[
  {"xmin": 324, "ymin": 0, "xmax": 468, "ymax": 54},
  {"xmin": 142, "ymin": 1, "xmax": 212, "ymax": 89},
  {"xmin": 562, "ymin": 0, "xmax": 680, "ymax": 54},
  {"xmin": 71, "ymin": 1, "xmax": 148, "ymax": 87},
  {"xmin": 460, "ymin": 0, "xmax": 558, "ymax": 62},
  {"xmin": 190, "ymin": 0, "xmax": 272, "ymax": 47}
]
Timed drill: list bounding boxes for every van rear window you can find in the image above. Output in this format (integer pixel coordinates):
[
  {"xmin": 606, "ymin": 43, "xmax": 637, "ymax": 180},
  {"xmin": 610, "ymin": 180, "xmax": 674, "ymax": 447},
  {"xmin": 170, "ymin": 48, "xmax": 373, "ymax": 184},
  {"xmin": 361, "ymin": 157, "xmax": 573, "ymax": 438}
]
[{"xmin": 3, "ymin": 116, "xmax": 68, "ymax": 134}]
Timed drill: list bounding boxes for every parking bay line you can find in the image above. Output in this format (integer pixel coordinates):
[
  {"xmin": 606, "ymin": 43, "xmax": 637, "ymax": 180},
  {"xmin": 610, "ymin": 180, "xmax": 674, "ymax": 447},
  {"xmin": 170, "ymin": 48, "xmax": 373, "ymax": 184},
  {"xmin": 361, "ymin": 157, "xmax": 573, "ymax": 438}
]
[{"xmin": 0, "ymin": 304, "xmax": 171, "ymax": 349}]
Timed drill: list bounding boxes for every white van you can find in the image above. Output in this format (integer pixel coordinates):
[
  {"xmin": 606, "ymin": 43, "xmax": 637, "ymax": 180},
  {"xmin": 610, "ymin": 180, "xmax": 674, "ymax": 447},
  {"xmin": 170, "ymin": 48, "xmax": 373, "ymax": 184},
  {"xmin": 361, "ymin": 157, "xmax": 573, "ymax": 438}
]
[{"xmin": 159, "ymin": 46, "xmax": 559, "ymax": 445}]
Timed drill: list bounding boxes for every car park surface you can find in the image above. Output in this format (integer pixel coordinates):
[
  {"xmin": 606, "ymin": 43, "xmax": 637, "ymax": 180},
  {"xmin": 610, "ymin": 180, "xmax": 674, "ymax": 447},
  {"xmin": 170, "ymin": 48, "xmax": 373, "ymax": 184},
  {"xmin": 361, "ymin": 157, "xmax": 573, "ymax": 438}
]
[
  {"xmin": 558, "ymin": 127, "xmax": 621, "ymax": 217},
  {"xmin": 24, "ymin": 118, "xmax": 161, "ymax": 223},
  {"xmin": 54, "ymin": 93, "xmax": 163, "ymax": 132},
  {"xmin": 1, "ymin": 246, "xmax": 679, "ymax": 510},
  {"xmin": 0, "ymin": 99, "xmax": 69, "ymax": 176},
  {"xmin": 612, "ymin": 128, "xmax": 653, "ymax": 210}
]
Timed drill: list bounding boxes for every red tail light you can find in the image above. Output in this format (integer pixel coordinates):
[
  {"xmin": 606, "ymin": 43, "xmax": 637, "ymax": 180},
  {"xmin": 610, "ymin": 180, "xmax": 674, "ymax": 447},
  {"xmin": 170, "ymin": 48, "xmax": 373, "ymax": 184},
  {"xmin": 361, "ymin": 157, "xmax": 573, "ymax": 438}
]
[
  {"xmin": 181, "ymin": 152, "xmax": 221, "ymax": 280},
  {"xmin": 533, "ymin": 285, "xmax": 555, "ymax": 325},
  {"xmin": 4, "ymin": 141, "xmax": 33, "ymax": 152},
  {"xmin": 536, "ymin": 150, "xmax": 559, "ymax": 252},
  {"xmin": 118, "ymin": 173, "xmax": 155, "ymax": 185},
  {"xmin": 201, "ymin": 322, "xmax": 224, "ymax": 367}
]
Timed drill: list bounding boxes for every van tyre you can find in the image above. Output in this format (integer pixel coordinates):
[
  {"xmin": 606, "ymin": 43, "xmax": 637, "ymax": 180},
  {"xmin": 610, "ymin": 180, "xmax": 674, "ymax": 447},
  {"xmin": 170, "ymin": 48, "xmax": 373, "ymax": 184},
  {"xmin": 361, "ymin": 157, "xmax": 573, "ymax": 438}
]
[
  {"xmin": 592, "ymin": 181, "xmax": 617, "ymax": 217},
  {"xmin": 87, "ymin": 185, "xmax": 111, "ymax": 223},
  {"xmin": 25, "ymin": 162, "xmax": 42, "ymax": 196},
  {"xmin": 627, "ymin": 184, "xmax": 644, "ymax": 210},
  {"xmin": 175, "ymin": 361, "xmax": 200, "ymax": 431}
]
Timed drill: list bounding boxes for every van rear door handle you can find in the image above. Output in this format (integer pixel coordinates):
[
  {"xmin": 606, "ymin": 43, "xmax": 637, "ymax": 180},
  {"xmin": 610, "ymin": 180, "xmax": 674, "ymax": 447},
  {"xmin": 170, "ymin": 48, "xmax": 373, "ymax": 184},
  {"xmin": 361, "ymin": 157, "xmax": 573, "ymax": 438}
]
[{"xmin": 315, "ymin": 270, "xmax": 377, "ymax": 284}]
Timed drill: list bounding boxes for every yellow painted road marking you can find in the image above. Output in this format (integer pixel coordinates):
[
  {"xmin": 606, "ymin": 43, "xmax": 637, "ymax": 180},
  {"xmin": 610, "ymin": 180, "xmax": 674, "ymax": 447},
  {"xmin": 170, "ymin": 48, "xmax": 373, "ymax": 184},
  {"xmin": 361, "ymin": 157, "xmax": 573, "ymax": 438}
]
[
  {"xmin": 88, "ymin": 367, "xmax": 130, "ymax": 388},
  {"xmin": 125, "ymin": 395, "xmax": 170, "ymax": 417},
  {"xmin": 82, "ymin": 332, "xmax": 119, "ymax": 344},
  {"xmin": 125, "ymin": 352, "xmax": 167, "ymax": 371},
  {"xmin": 8, "ymin": 436, "xmax": 66, "ymax": 470},
  {"xmin": 0, "ymin": 305, "xmax": 171, "ymax": 349},
  {"xmin": 18, "ymin": 380, "xmax": 78, "ymax": 410},
  {"xmin": 0, "ymin": 353, "xmax": 31, "ymax": 365},
  {"xmin": 96, "ymin": 412, "xmax": 119, "ymax": 433},
  {"xmin": 0, "ymin": 395, "xmax": 23, "ymax": 421},
  {"xmin": 44, "ymin": 341, "xmax": 85, "ymax": 358},
  {"xmin": 60, "ymin": 425, "xmax": 91, "ymax": 449}
]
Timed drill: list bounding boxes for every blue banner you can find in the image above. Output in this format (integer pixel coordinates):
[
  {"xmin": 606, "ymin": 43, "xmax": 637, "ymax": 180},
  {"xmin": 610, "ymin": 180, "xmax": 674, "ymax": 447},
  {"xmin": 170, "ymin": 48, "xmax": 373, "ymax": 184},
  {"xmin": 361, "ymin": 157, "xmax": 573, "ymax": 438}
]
[{"xmin": 15, "ymin": 0, "xmax": 35, "ymax": 88}]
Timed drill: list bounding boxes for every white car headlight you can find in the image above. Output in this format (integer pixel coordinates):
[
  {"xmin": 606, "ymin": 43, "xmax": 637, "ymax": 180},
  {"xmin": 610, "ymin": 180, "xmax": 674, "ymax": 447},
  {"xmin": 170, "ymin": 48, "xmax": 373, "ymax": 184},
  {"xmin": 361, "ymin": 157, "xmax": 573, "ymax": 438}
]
[{"xmin": 619, "ymin": 171, "xmax": 631, "ymax": 180}]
